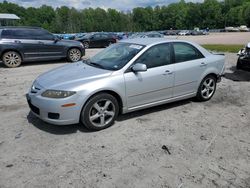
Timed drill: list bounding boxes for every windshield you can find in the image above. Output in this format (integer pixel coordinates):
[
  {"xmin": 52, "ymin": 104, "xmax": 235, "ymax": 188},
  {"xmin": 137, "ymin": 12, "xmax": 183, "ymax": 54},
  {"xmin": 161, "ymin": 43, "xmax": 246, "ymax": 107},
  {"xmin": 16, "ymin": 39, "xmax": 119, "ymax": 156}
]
[{"xmin": 86, "ymin": 43, "xmax": 145, "ymax": 70}]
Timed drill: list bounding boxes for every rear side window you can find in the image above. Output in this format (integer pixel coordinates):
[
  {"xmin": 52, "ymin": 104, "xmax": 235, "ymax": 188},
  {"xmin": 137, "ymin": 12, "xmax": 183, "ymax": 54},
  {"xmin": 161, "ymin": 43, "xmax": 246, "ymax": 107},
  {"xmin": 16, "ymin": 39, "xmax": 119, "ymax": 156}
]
[
  {"xmin": 1, "ymin": 29, "xmax": 54, "ymax": 40},
  {"xmin": 173, "ymin": 42, "xmax": 204, "ymax": 63}
]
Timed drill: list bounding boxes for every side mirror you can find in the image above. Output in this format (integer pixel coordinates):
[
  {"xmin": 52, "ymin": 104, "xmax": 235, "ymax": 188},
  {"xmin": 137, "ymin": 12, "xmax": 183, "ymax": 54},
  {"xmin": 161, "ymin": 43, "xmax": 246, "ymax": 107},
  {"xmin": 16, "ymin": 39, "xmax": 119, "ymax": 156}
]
[
  {"xmin": 131, "ymin": 63, "xmax": 147, "ymax": 72},
  {"xmin": 54, "ymin": 36, "xmax": 60, "ymax": 43}
]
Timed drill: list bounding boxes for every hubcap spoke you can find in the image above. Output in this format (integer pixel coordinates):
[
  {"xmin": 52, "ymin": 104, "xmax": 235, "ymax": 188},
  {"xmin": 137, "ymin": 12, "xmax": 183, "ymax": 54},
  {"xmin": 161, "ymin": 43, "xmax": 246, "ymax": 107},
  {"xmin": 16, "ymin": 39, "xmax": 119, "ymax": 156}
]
[
  {"xmin": 100, "ymin": 116, "xmax": 105, "ymax": 126},
  {"xmin": 103, "ymin": 101, "xmax": 111, "ymax": 110},
  {"xmin": 93, "ymin": 103, "xmax": 101, "ymax": 112},
  {"xmin": 105, "ymin": 110, "xmax": 114, "ymax": 116},
  {"xmin": 90, "ymin": 113, "xmax": 100, "ymax": 121}
]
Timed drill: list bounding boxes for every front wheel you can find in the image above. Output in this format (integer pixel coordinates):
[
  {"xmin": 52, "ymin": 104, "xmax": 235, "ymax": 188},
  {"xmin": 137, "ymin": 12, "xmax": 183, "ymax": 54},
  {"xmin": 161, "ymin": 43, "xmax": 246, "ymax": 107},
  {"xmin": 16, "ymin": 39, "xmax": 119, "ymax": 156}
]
[
  {"xmin": 2, "ymin": 51, "xmax": 22, "ymax": 68},
  {"xmin": 81, "ymin": 93, "xmax": 119, "ymax": 131},
  {"xmin": 196, "ymin": 75, "xmax": 217, "ymax": 101},
  {"xmin": 67, "ymin": 48, "xmax": 82, "ymax": 62}
]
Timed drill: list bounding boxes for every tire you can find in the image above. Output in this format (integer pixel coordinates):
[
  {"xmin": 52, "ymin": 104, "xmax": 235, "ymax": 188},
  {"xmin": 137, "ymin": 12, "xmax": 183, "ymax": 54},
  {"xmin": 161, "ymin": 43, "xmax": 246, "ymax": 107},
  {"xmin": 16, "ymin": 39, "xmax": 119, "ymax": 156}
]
[
  {"xmin": 83, "ymin": 42, "xmax": 89, "ymax": 49},
  {"xmin": 236, "ymin": 58, "xmax": 242, "ymax": 70},
  {"xmin": 2, "ymin": 51, "xmax": 22, "ymax": 68},
  {"xmin": 196, "ymin": 75, "xmax": 217, "ymax": 101},
  {"xmin": 67, "ymin": 48, "xmax": 82, "ymax": 62},
  {"xmin": 81, "ymin": 93, "xmax": 119, "ymax": 131}
]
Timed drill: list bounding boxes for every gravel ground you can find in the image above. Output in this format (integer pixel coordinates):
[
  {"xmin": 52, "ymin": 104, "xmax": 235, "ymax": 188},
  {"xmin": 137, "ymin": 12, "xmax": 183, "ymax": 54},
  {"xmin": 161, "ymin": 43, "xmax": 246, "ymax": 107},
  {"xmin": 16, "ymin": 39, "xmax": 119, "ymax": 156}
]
[{"xmin": 0, "ymin": 48, "xmax": 250, "ymax": 188}]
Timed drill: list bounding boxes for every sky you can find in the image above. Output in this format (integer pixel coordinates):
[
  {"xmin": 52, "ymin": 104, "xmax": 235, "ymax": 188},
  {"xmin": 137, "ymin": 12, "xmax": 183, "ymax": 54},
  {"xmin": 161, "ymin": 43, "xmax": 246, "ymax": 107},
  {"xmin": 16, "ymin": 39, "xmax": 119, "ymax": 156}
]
[{"xmin": 1, "ymin": 0, "xmax": 202, "ymax": 11}]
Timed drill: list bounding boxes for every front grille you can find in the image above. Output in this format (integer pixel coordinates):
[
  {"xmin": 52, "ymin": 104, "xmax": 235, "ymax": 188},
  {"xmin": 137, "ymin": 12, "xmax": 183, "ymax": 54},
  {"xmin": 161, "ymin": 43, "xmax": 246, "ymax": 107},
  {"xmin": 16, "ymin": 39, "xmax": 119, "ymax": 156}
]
[{"xmin": 28, "ymin": 100, "xmax": 40, "ymax": 115}]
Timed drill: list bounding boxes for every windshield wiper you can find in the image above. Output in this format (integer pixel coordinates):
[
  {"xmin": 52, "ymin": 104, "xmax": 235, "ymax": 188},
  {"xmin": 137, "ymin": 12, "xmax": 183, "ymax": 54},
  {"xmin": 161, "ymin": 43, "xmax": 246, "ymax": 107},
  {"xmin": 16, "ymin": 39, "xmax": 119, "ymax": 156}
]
[
  {"xmin": 83, "ymin": 59, "xmax": 105, "ymax": 69},
  {"xmin": 88, "ymin": 62, "xmax": 105, "ymax": 69}
]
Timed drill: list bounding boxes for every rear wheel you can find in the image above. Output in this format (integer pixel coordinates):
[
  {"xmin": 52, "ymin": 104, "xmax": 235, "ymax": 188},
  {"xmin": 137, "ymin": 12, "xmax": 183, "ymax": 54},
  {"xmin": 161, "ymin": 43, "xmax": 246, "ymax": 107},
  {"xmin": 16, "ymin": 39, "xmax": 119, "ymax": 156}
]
[
  {"xmin": 196, "ymin": 75, "xmax": 217, "ymax": 101},
  {"xmin": 2, "ymin": 51, "xmax": 22, "ymax": 68},
  {"xmin": 67, "ymin": 48, "xmax": 82, "ymax": 62},
  {"xmin": 81, "ymin": 93, "xmax": 119, "ymax": 131}
]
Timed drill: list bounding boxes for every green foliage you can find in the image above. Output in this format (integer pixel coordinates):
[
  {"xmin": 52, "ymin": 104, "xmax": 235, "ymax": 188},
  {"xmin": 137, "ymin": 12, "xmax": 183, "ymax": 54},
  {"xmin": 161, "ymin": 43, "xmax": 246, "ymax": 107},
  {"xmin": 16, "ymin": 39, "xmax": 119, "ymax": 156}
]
[
  {"xmin": 202, "ymin": 44, "xmax": 244, "ymax": 52},
  {"xmin": 0, "ymin": 0, "xmax": 249, "ymax": 33}
]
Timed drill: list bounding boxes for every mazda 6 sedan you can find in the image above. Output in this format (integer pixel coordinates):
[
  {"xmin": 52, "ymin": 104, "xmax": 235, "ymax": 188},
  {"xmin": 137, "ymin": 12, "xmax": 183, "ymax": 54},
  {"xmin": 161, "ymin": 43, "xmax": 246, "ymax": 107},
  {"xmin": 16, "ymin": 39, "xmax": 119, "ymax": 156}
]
[{"xmin": 27, "ymin": 38, "xmax": 225, "ymax": 130}]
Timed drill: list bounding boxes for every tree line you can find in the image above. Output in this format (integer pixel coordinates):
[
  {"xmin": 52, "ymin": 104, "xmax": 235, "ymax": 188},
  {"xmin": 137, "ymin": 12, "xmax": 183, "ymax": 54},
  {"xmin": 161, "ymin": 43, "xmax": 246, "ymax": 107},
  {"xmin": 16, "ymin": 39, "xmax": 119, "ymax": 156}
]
[{"xmin": 0, "ymin": 0, "xmax": 250, "ymax": 33}]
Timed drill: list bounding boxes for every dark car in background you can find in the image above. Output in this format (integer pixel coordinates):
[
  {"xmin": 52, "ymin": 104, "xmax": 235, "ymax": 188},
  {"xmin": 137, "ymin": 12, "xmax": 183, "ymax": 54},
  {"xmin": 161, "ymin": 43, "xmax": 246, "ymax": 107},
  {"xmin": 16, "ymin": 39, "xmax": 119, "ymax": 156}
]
[
  {"xmin": 0, "ymin": 27, "xmax": 85, "ymax": 68},
  {"xmin": 75, "ymin": 33, "xmax": 117, "ymax": 48},
  {"xmin": 237, "ymin": 43, "xmax": 250, "ymax": 70}
]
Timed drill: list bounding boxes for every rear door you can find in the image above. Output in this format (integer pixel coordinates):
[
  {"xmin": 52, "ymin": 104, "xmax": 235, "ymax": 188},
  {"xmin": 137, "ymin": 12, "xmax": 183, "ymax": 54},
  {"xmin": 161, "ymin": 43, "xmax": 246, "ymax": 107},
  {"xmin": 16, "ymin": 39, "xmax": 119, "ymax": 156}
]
[
  {"xmin": 35, "ymin": 29, "xmax": 65, "ymax": 59},
  {"xmin": 124, "ymin": 43, "xmax": 175, "ymax": 108},
  {"xmin": 172, "ymin": 42, "xmax": 207, "ymax": 97}
]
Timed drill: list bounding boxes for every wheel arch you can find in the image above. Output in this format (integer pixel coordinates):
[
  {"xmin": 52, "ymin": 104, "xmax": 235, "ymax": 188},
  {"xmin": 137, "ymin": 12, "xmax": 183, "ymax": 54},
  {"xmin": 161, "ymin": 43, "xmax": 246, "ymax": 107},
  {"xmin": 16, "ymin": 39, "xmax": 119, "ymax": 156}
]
[
  {"xmin": 79, "ymin": 89, "xmax": 124, "ymax": 123},
  {"xmin": 1, "ymin": 49, "xmax": 24, "ymax": 61}
]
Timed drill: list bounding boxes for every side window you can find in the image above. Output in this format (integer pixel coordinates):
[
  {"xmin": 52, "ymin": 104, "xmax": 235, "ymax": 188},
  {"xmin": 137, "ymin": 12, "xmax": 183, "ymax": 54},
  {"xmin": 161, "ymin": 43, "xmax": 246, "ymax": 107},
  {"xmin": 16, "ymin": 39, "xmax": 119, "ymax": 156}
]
[
  {"xmin": 173, "ymin": 43, "xmax": 204, "ymax": 63},
  {"xmin": 101, "ymin": 34, "xmax": 108, "ymax": 39},
  {"xmin": 1, "ymin": 30, "xmax": 13, "ymax": 39},
  {"xmin": 134, "ymin": 43, "xmax": 171, "ymax": 69},
  {"xmin": 2, "ymin": 29, "xmax": 32, "ymax": 39},
  {"xmin": 93, "ymin": 34, "xmax": 101, "ymax": 39},
  {"xmin": 34, "ymin": 30, "xmax": 54, "ymax": 40}
]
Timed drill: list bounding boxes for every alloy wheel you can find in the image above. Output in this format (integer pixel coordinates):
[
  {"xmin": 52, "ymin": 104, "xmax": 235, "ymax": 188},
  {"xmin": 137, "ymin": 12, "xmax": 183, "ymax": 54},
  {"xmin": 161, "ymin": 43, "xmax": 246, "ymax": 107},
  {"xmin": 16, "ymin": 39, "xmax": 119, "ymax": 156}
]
[
  {"xmin": 89, "ymin": 99, "xmax": 115, "ymax": 128},
  {"xmin": 3, "ymin": 52, "xmax": 22, "ymax": 68},
  {"xmin": 69, "ymin": 48, "xmax": 81, "ymax": 62},
  {"xmin": 201, "ymin": 78, "xmax": 215, "ymax": 99}
]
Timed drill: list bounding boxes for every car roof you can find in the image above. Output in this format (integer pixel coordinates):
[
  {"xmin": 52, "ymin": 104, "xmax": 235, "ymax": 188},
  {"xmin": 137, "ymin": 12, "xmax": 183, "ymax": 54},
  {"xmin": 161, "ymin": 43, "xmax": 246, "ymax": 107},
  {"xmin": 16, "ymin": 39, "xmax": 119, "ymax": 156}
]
[
  {"xmin": 0, "ymin": 26, "xmax": 42, "ymax": 30},
  {"xmin": 120, "ymin": 38, "xmax": 169, "ymax": 46},
  {"xmin": 120, "ymin": 38, "xmax": 212, "ymax": 57}
]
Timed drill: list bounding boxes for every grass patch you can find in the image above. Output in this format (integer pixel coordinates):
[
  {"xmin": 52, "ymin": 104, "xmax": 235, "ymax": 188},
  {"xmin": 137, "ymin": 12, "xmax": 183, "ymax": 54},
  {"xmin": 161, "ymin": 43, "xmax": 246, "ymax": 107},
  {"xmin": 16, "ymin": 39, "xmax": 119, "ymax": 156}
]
[{"xmin": 202, "ymin": 44, "xmax": 244, "ymax": 53}]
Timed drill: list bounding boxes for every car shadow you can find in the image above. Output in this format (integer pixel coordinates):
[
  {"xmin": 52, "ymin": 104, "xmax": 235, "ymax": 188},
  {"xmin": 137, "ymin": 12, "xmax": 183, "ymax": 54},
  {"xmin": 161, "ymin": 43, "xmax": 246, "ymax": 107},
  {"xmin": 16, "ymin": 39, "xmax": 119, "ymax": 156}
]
[
  {"xmin": 27, "ymin": 112, "xmax": 92, "ymax": 135},
  {"xmin": 117, "ymin": 99, "xmax": 191, "ymax": 122},
  {"xmin": 27, "ymin": 99, "xmax": 192, "ymax": 134},
  {"xmin": 224, "ymin": 66, "xmax": 250, "ymax": 82}
]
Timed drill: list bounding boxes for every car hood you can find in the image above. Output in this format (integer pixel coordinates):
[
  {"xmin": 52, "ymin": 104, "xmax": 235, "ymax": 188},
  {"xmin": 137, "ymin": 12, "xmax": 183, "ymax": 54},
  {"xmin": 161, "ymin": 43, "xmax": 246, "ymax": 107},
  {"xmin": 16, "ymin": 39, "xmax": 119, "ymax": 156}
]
[{"xmin": 36, "ymin": 62, "xmax": 113, "ymax": 90}]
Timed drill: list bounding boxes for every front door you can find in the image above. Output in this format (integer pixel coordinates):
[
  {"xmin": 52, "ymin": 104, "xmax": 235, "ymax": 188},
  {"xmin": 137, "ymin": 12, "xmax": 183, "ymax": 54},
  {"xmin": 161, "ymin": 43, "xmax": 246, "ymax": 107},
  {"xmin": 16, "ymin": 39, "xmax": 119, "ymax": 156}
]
[{"xmin": 124, "ymin": 43, "xmax": 175, "ymax": 109}]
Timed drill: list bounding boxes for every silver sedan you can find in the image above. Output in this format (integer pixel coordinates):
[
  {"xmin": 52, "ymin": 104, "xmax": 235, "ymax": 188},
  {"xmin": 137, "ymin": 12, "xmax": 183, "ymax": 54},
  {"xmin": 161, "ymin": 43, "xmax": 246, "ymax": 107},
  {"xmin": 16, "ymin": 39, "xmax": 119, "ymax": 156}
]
[{"xmin": 27, "ymin": 38, "xmax": 225, "ymax": 130}]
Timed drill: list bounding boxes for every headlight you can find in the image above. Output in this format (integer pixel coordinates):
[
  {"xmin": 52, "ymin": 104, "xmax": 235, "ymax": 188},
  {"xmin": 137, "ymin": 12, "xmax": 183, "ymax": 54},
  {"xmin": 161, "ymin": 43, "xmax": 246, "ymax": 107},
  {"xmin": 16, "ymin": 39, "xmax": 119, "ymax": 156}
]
[{"xmin": 41, "ymin": 90, "xmax": 76, "ymax": 98}]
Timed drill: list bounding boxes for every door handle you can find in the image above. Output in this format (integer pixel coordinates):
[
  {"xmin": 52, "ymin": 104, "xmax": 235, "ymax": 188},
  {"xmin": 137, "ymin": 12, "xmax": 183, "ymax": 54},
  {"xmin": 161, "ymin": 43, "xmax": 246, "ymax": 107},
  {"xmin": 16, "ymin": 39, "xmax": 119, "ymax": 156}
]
[
  {"xmin": 200, "ymin": 62, "xmax": 207, "ymax": 67},
  {"xmin": 38, "ymin": 41, "xmax": 44, "ymax": 44},
  {"xmin": 14, "ymin": 40, "xmax": 21, "ymax": 43},
  {"xmin": 163, "ymin": 70, "xmax": 173, "ymax": 75}
]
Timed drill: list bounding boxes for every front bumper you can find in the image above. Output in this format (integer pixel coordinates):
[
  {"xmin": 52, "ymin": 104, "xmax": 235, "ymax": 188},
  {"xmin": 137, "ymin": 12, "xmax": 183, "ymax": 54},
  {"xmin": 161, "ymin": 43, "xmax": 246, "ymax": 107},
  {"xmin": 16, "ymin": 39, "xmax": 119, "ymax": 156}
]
[{"xmin": 26, "ymin": 92, "xmax": 85, "ymax": 125}]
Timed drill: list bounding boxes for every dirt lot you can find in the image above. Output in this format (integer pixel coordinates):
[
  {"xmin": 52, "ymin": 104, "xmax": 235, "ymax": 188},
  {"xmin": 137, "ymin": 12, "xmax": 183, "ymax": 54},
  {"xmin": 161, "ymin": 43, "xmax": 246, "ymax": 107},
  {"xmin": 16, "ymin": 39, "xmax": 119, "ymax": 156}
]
[
  {"xmin": 0, "ymin": 45, "xmax": 250, "ymax": 188},
  {"xmin": 174, "ymin": 32, "xmax": 250, "ymax": 45}
]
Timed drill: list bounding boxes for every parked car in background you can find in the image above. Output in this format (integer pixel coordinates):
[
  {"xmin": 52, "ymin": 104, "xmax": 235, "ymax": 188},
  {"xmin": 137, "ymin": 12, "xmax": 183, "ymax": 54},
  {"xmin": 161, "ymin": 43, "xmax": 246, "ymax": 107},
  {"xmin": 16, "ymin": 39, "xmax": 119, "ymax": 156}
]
[
  {"xmin": 27, "ymin": 38, "xmax": 225, "ymax": 130},
  {"xmin": 75, "ymin": 33, "xmax": 117, "ymax": 48},
  {"xmin": 190, "ymin": 30, "xmax": 203, "ymax": 35},
  {"xmin": 239, "ymin": 25, "xmax": 249, "ymax": 32},
  {"xmin": 142, "ymin": 32, "xmax": 164, "ymax": 38},
  {"xmin": 178, "ymin": 30, "xmax": 190, "ymax": 36},
  {"xmin": 237, "ymin": 42, "xmax": 250, "ymax": 69},
  {"xmin": 0, "ymin": 27, "xmax": 85, "ymax": 68}
]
